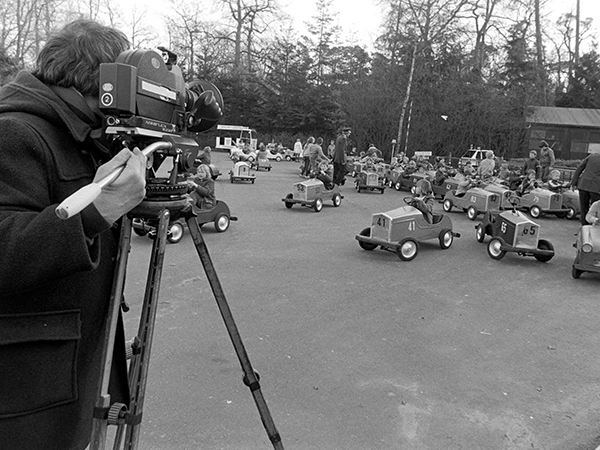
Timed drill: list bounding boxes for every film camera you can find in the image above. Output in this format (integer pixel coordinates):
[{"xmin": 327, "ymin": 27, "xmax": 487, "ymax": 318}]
[{"xmin": 98, "ymin": 48, "xmax": 223, "ymax": 200}]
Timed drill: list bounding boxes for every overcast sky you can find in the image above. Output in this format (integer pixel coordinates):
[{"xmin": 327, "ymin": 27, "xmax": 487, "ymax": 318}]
[{"xmin": 281, "ymin": 0, "xmax": 600, "ymax": 49}]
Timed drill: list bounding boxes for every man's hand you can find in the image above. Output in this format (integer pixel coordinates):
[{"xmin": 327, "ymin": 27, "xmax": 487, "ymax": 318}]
[{"xmin": 92, "ymin": 148, "xmax": 147, "ymax": 224}]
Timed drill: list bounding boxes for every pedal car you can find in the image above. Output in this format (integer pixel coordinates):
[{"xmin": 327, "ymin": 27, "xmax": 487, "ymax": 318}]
[
  {"xmin": 230, "ymin": 147, "xmax": 256, "ymax": 162},
  {"xmin": 355, "ymin": 197, "xmax": 460, "ymax": 261},
  {"xmin": 376, "ymin": 163, "xmax": 391, "ymax": 184},
  {"xmin": 515, "ymin": 188, "xmax": 564, "ymax": 218},
  {"xmin": 350, "ymin": 161, "xmax": 364, "ymax": 177},
  {"xmin": 229, "ymin": 161, "xmax": 256, "ymax": 183},
  {"xmin": 282, "ymin": 178, "xmax": 343, "ymax": 212},
  {"xmin": 474, "ymin": 197, "xmax": 554, "ymax": 262},
  {"xmin": 397, "ymin": 171, "xmax": 431, "ymax": 192},
  {"xmin": 572, "ymin": 225, "xmax": 600, "ymax": 278},
  {"xmin": 431, "ymin": 175, "xmax": 461, "ymax": 199},
  {"xmin": 388, "ymin": 167, "xmax": 405, "ymax": 190},
  {"xmin": 355, "ymin": 170, "xmax": 385, "ymax": 194},
  {"xmin": 480, "ymin": 180, "xmax": 516, "ymax": 209},
  {"xmin": 561, "ymin": 189, "xmax": 580, "ymax": 220},
  {"xmin": 442, "ymin": 187, "xmax": 501, "ymax": 220},
  {"xmin": 265, "ymin": 149, "xmax": 283, "ymax": 161},
  {"xmin": 251, "ymin": 157, "xmax": 272, "ymax": 171},
  {"xmin": 132, "ymin": 201, "xmax": 235, "ymax": 242}
]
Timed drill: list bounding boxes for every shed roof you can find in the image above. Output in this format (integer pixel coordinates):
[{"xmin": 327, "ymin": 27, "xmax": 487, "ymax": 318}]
[{"xmin": 526, "ymin": 106, "xmax": 600, "ymax": 128}]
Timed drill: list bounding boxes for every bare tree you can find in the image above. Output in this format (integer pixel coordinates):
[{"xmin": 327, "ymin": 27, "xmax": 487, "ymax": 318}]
[{"xmin": 220, "ymin": 0, "xmax": 278, "ymax": 73}]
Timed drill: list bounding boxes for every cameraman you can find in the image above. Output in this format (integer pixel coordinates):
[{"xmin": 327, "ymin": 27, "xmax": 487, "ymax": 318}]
[{"xmin": 0, "ymin": 20, "xmax": 146, "ymax": 450}]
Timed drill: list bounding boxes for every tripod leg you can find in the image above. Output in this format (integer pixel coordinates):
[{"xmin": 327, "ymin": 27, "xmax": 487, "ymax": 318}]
[
  {"xmin": 90, "ymin": 215, "xmax": 133, "ymax": 450},
  {"xmin": 186, "ymin": 215, "xmax": 284, "ymax": 450},
  {"xmin": 120, "ymin": 208, "xmax": 171, "ymax": 450}
]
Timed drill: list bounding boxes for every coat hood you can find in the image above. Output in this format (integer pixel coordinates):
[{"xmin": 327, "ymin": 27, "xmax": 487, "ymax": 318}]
[{"xmin": 0, "ymin": 71, "xmax": 100, "ymax": 143}]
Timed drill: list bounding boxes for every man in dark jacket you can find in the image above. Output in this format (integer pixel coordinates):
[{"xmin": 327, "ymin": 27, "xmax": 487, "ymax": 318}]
[
  {"xmin": 571, "ymin": 152, "xmax": 600, "ymax": 225},
  {"xmin": 0, "ymin": 20, "xmax": 147, "ymax": 450},
  {"xmin": 333, "ymin": 127, "xmax": 351, "ymax": 185}
]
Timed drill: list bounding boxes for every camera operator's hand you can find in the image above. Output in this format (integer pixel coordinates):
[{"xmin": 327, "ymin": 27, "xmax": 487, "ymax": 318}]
[{"xmin": 92, "ymin": 148, "xmax": 147, "ymax": 224}]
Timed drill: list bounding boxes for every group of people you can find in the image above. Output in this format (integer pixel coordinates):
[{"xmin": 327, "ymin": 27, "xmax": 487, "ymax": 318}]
[{"xmin": 292, "ymin": 127, "xmax": 352, "ymax": 188}]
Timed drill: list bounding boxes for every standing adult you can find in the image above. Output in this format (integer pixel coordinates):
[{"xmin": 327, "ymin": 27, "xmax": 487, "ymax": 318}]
[
  {"xmin": 477, "ymin": 150, "xmax": 496, "ymax": 180},
  {"xmin": 301, "ymin": 137, "xmax": 314, "ymax": 177},
  {"xmin": 0, "ymin": 19, "xmax": 147, "ymax": 450},
  {"xmin": 333, "ymin": 127, "xmax": 351, "ymax": 186},
  {"xmin": 570, "ymin": 152, "xmax": 600, "ymax": 225},
  {"xmin": 538, "ymin": 140, "xmax": 556, "ymax": 182}
]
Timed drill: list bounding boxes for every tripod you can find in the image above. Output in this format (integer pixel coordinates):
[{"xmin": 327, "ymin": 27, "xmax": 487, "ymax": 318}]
[{"xmin": 89, "ymin": 197, "xmax": 284, "ymax": 450}]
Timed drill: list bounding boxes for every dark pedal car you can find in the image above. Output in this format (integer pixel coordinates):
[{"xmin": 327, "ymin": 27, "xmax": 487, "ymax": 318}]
[
  {"xmin": 431, "ymin": 174, "xmax": 461, "ymax": 199},
  {"xmin": 443, "ymin": 187, "xmax": 501, "ymax": 220},
  {"xmin": 474, "ymin": 197, "xmax": 554, "ymax": 262},
  {"xmin": 282, "ymin": 178, "xmax": 343, "ymax": 212},
  {"xmin": 355, "ymin": 171, "xmax": 385, "ymax": 194},
  {"xmin": 132, "ymin": 200, "xmax": 235, "ymax": 243},
  {"xmin": 572, "ymin": 225, "xmax": 600, "ymax": 278},
  {"xmin": 229, "ymin": 161, "xmax": 256, "ymax": 183},
  {"xmin": 561, "ymin": 189, "xmax": 581, "ymax": 220},
  {"xmin": 355, "ymin": 197, "xmax": 460, "ymax": 261}
]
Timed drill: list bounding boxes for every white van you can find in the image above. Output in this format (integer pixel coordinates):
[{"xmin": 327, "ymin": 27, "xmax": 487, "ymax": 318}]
[{"xmin": 215, "ymin": 125, "xmax": 258, "ymax": 154}]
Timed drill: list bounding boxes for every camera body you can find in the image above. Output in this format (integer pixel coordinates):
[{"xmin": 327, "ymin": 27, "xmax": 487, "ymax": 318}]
[{"xmin": 98, "ymin": 49, "xmax": 223, "ymax": 198}]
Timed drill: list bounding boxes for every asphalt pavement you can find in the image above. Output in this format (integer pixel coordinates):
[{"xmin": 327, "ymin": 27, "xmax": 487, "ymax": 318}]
[{"xmin": 120, "ymin": 151, "xmax": 600, "ymax": 450}]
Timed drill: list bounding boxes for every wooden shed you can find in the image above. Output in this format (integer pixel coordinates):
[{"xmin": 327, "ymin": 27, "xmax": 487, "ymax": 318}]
[{"xmin": 525, "ymin": 106, "xmax": 600, "ymax": 160}]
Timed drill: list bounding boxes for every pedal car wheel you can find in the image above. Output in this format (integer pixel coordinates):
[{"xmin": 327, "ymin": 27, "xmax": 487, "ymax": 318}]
[
  {"xmin": 395, "ymin": 181, "xmax": 402, "ymax": 191},
  {"xmin": 534, "ymin": 239, "xmax": 554, "ymax": 262},
  {"xmin": 396, "ymin": 238, "xmax": 419, "ymax": 261},
  {"xmin": 487, "ymin": 238, "xmax": 506, "ymax": 260},
  {"xmin": 132, "ymin": 222, "xmax": 149, "ymax": 236},
  {"xmin": 214, "ymin": 213, "xmax": 230, "ymax": 232},
  {"xmin": 284, "ymin": 193, "xmax": 294, "ymax": 209},
  {"xmin": 313, "ymin": 198, "xmax": 323, "ymax": 212},
  {"xmin": 476, "ymin": 224, "xmax": 486, "ymax": 243},
  {"xmin": 388, "ymin": 179, "xmax": 394, "ymax": 188},
  {"xmin": 566, "ymin": 208, "xmax": 577, "ymax": 220},
  {"xmin": 529, "ymin": 205, "xmax": 541, "ymax": 218},
  {"xmin": 572, "ymin": 265, "xmax": 583, "ymax": 279},
  {"xmin": 438, "ymin": 229, "xmax": 454, "ymax": 249},
  {"xmin": 286, "ymin": 155, "xmax": 291, "ymax": 161},
  {"xmin": 467, "ymin": 206, "xmax": 478, "ymax": 221},
  {"xmin": 442, "ymin": 199, "xmax": 453, "ymax": 212},
  {"xmin": 358, "ymin": 228, "xmax": 378, "ymax": 251},
  {"xmin": 332, "ymin": 194, "xmax": 342, "ymax": 207},
  {"xmin": 167, "ymin": 222, "xmax": 184, "ymax": 244}
]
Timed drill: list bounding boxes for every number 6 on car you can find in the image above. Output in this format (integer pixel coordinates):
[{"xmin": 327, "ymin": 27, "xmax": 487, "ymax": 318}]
[{"xmin": 474, "ymin": 196, "xmax": 554, "ymax": 262}]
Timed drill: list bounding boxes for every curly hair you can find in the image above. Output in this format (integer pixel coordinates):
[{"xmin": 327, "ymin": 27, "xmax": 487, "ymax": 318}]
[{"xmin": 33, "ymin": 19, "xmax": 129, "ymax": 97}]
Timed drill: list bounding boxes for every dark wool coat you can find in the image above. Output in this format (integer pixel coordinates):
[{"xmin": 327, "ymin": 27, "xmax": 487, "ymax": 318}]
[
  {"xmin": 572, "ymin": 153, "xmax": 600, "ymax": 194},
  {"xmin": 0, "ymin": 72, "xmax": 129, "ymax": 450}
]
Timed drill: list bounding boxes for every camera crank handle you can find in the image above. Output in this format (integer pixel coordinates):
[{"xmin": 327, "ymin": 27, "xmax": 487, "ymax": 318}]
[{"xmin": 55, "ymin": 141, "xmax": 172, "ymax": 220}]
